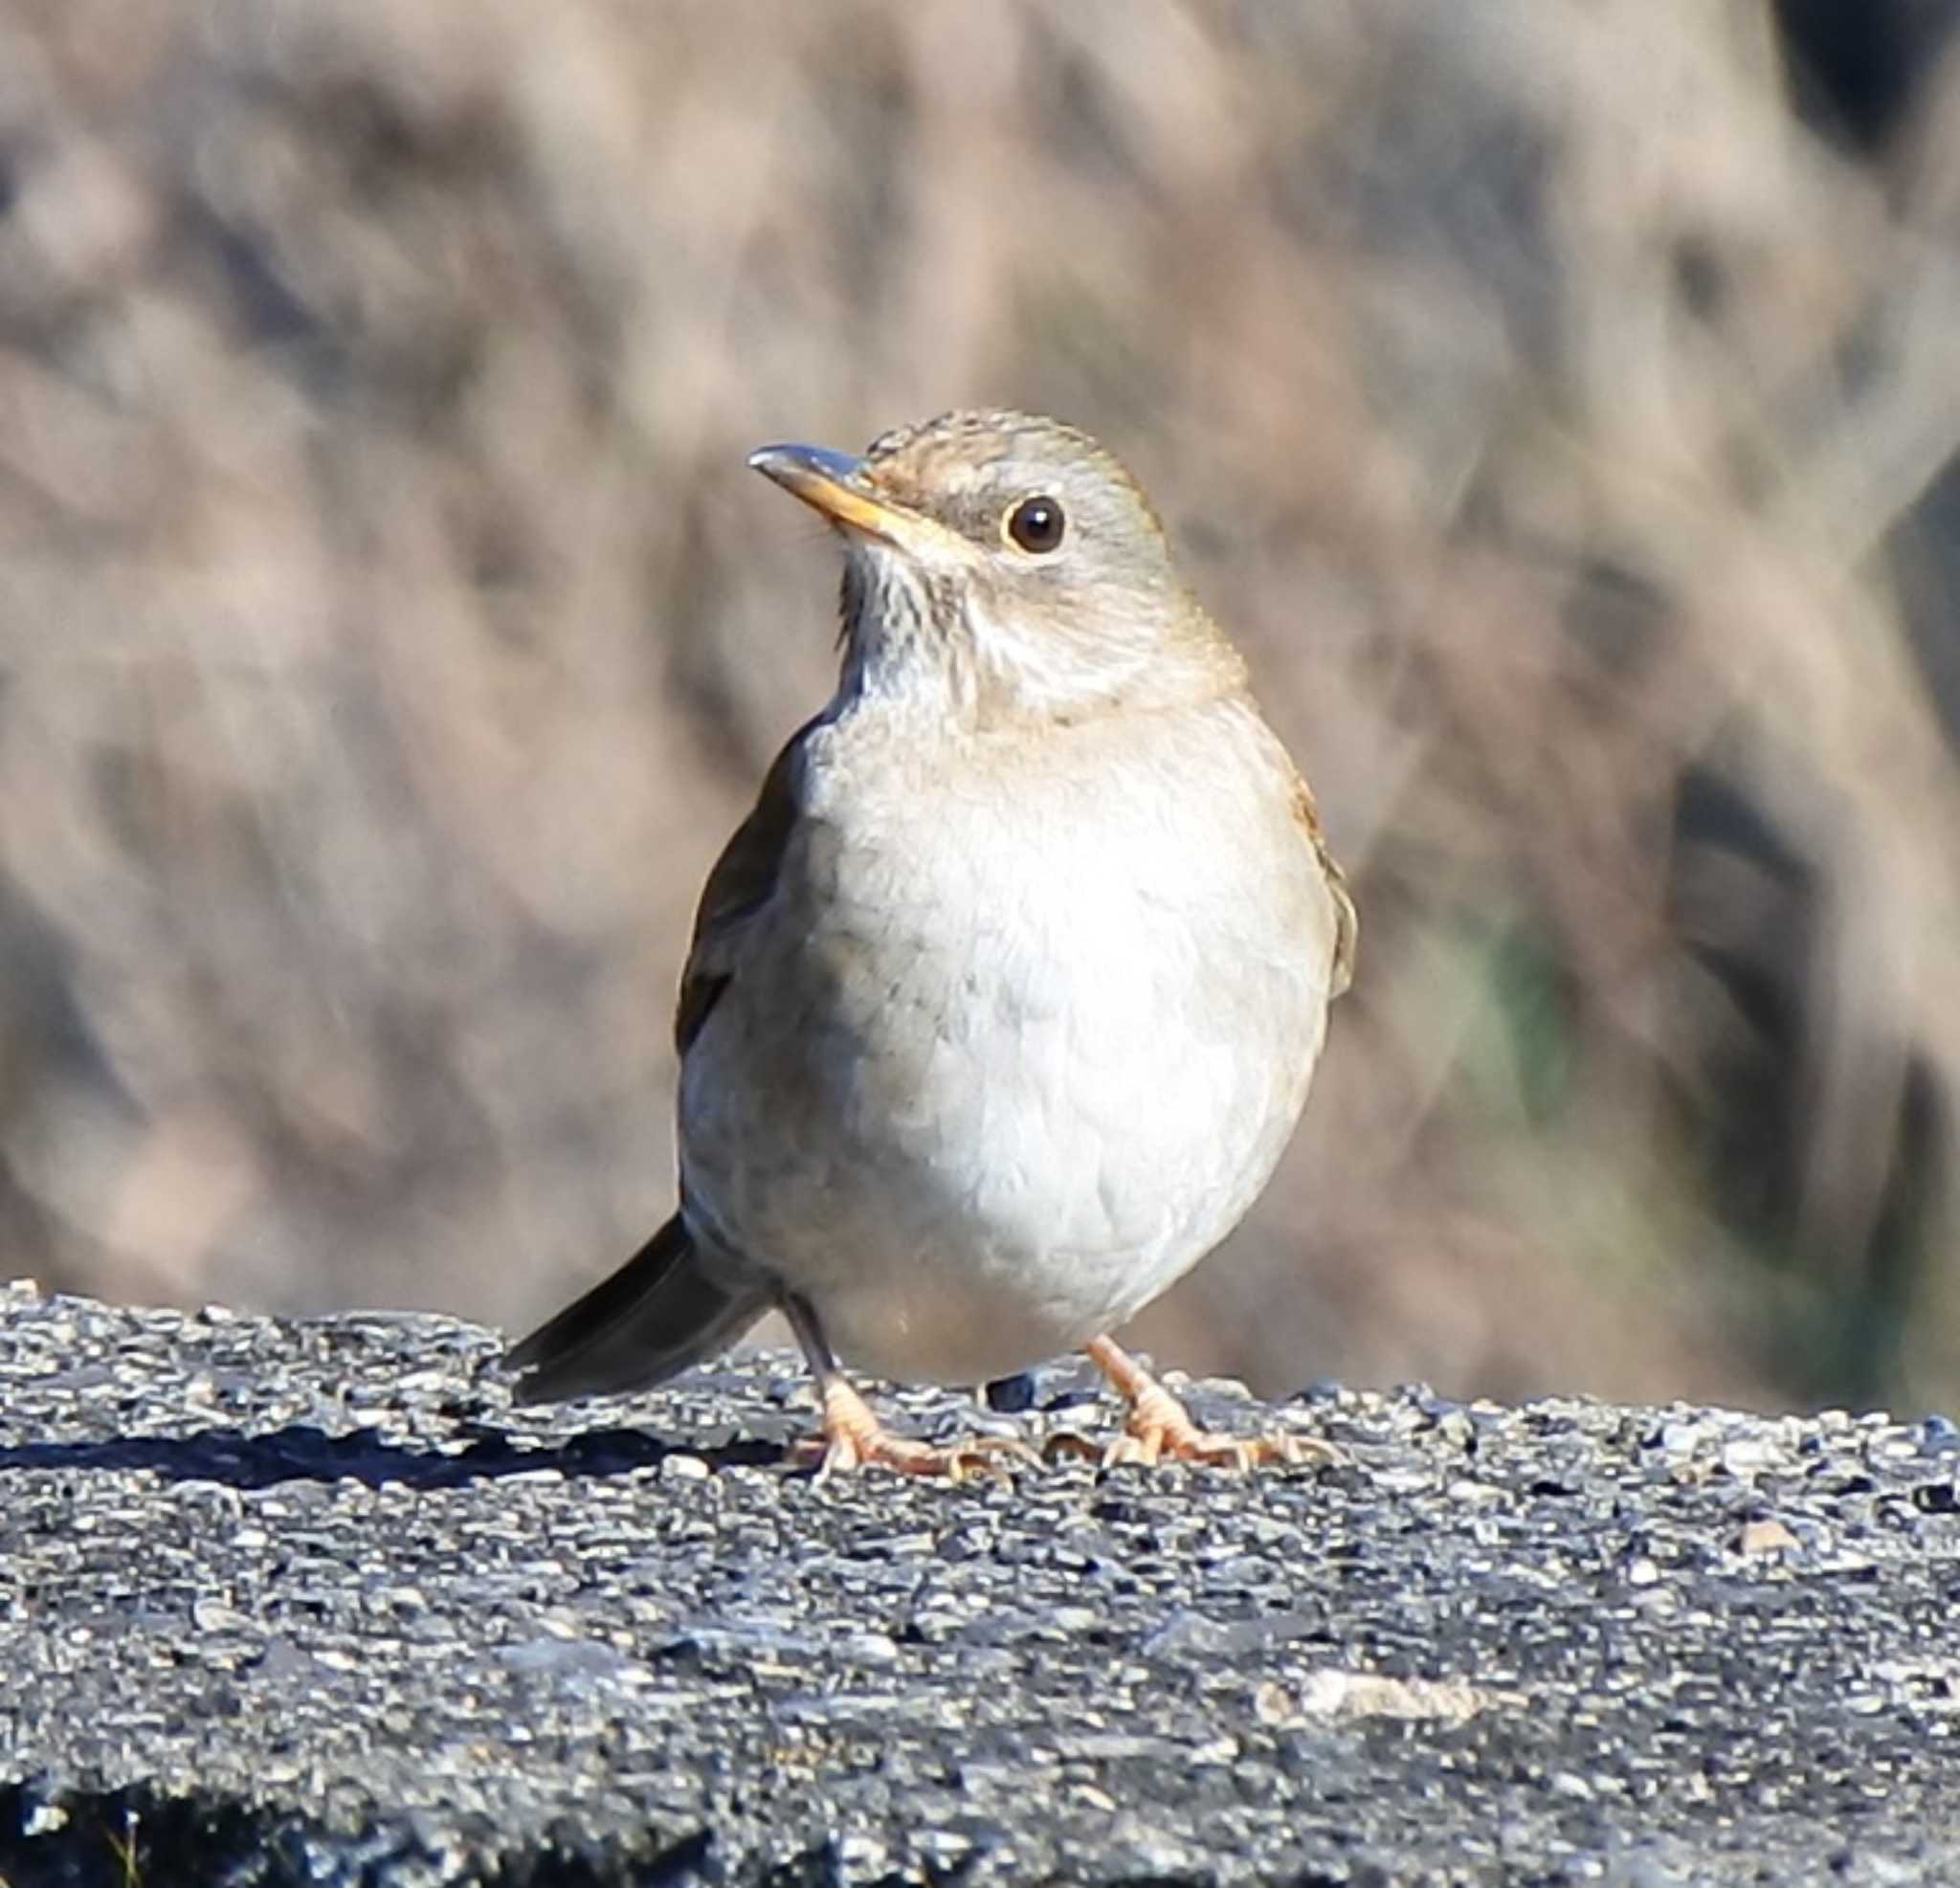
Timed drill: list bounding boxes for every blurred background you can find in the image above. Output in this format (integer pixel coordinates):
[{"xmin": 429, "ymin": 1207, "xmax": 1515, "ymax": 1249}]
[{"xmin": 5, "ymin": 0, "xmax": 1960, "ymax": 1414}]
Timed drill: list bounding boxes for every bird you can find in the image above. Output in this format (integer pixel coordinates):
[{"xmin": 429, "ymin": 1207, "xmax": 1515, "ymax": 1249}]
[{"xmin": 505, "ymin": 410, "xmax": 1356, "ymax": 1476}]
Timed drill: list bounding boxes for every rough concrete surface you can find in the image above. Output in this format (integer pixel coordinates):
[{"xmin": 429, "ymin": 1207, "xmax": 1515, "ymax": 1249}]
[{"xmin": 0, "ymin": 1280, "xmax": 1955, "ymax": 1886}]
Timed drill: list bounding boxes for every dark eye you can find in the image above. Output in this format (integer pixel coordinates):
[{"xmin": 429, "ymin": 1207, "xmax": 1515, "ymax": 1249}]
[{"xmin": 1005, "ymin": 495, "xmax": 1066, "ymax": 554}]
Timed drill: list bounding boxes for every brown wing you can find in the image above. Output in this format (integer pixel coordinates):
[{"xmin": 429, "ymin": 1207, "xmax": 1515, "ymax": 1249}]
[
  {"xmin": 674, "ymin": 716, "xmax": 822, "ymax": 1055},
  {"xmin": 1292, "ymin": 772, "xmax": 1357, "ymax": 998}
]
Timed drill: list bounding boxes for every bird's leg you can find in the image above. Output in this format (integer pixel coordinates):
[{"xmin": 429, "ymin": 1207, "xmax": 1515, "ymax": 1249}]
[
  {"xmin": 781, "ymin": 1294, "xmax": 1037, "ymax": 1480},
  {"xmin": 1058, "ymin": 1334, "xmax": 1338, "ymax": 1471}
]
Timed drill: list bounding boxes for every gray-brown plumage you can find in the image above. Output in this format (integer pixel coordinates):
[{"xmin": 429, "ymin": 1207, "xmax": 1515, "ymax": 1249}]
[{"xmin": 507, "ymin": 411, "xmax": 1354, "ymax": 1474}]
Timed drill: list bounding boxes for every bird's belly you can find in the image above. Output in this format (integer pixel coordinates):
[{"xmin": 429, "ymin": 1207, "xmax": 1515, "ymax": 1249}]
[
  {"xmin": 800, "ymin": 994, "xmax": 1280, "ymax": 1382},
  {"xmin": 680, "ymin": 805, "xmax": 1327, "ymax": 1386}
]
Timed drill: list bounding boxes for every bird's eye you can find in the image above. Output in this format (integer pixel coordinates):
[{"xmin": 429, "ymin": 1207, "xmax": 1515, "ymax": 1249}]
[{"xmin": 1004, "ymin": 495, "xmax": 1066, "ymax": 555}]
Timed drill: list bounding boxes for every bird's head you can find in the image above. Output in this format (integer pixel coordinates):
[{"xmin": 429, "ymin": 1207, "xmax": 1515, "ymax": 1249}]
[{"xmin": 750, "ymin": 410, "xmax": 1241, "ymax": 727}]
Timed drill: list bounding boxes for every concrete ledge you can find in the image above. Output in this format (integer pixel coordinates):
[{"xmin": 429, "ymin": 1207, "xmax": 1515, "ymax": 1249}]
[{"xmin": 0, "ymin": 1281, "xmax": 1955, "ymax": 1884}]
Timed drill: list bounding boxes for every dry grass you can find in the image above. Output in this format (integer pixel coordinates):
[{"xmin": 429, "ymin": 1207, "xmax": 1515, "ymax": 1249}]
[{"xmin": 4, "ymin": 0, "xmax": 1960, "ymax": 1411}]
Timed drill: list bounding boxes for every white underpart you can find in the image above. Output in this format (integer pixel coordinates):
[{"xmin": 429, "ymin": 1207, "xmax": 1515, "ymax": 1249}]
[{"xmin": 678, "ymin": 675, "xmax": 1338, "ymax": 1386}]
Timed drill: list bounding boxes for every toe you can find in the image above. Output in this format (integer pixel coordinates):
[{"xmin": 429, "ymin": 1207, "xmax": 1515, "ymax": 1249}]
[
  {"xmin": 1113, "ymin": 1421, "xmax": 1339, "ymax": 1473},
  {"xmin": 795, "ymin": 1426, "xmax": 1038, "ymax": 1480}
]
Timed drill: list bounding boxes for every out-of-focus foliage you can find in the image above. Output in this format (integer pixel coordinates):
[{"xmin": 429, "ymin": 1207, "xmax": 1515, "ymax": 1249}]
[{"xmin": 5, "ymin": 0, "xmax": 1960, "ymax": 1412}]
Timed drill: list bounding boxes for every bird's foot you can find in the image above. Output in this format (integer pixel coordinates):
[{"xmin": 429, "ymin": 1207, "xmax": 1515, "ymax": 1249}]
[
  {"xmin": 791, "ymin": 1375, "xmax": 1040, "ymax": 1481},
  {"xmin": 1043, "ymin": 1404, "xmax": 1336, "ymax": 1471},
  {"xmin": 1107, "ymin": 1379, "xmax": 1338, "ymax": 1470},
  {"xmin": 1058, "ymin": 1336, "xmax": 1344, "ymax": 1472}
]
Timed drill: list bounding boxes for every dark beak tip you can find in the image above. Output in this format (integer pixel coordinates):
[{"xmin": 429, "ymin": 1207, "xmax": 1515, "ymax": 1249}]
[{"xmin": 747, "ymin": 443, "xmax": 866, "ymax": 487}]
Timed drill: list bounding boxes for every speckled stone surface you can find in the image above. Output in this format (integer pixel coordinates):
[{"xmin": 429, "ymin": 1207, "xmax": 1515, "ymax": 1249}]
[{"xmin": 0, "ymin": 1280, "xmax": 1956, "ymax": 1885}]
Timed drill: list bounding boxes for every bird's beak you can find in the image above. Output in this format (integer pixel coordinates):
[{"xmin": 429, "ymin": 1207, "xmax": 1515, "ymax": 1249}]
[{"xmin": 747, "ymin": 443, "xmax": 939, "ymax": 553}]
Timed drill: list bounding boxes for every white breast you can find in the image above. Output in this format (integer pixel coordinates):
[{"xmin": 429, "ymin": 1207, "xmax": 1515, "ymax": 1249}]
[{"xmin": 679, "ymin": 699, "xmax": 1337, "ymax": 1384}]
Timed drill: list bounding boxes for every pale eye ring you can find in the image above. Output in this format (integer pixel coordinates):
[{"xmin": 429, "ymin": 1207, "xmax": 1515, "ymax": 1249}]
[{"xmin": 1004, "ymin": 494, "xmax": 1066, "ymax": 554}]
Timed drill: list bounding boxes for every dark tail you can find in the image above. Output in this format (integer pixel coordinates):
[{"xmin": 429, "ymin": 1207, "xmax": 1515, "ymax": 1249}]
[{"xmin": 504, "ymin": 1214, "xmax": 767, "ymax": 1404}]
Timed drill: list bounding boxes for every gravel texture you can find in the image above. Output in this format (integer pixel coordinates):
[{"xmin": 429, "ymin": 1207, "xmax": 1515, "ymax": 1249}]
[{"xmin": 1, "ymin": 1279, "xmax": 1957, "ymax": 1885}]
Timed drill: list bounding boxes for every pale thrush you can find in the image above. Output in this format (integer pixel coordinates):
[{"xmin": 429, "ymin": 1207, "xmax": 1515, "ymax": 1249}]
[{"xmin": 506, "ymin": 410, "xmax": 1356, "ymax": 1475}]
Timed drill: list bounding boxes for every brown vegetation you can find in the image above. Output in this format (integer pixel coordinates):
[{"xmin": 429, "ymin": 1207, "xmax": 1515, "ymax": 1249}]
[{"xmin": 4, "ymin": 2, "xmax": 1960, "ymax": 1411}]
